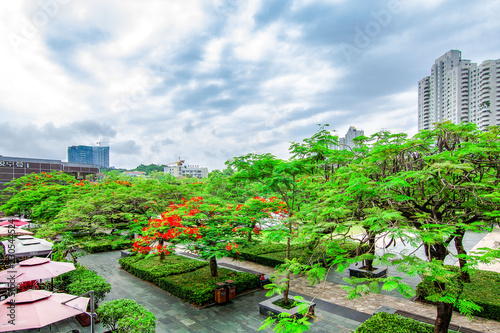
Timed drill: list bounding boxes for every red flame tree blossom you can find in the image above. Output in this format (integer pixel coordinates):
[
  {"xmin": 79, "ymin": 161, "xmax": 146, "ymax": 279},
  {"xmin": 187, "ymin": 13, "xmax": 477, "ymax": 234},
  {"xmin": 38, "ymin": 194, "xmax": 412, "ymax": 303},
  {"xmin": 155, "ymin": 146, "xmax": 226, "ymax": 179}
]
[{"xmin": 134, "ymin": 196, "xmax": 286, "ymax": 277}]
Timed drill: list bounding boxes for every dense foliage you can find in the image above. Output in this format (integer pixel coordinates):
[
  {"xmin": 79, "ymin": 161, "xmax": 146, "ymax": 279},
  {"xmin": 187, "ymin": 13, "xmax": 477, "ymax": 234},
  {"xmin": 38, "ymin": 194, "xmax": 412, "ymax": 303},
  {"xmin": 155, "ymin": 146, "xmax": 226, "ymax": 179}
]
[
  {"xmin": 96, "ymin": 298, "xmax": 156, "ymax": 333},
  {"xmin": 2, "ymin": 122, "xmax": 500, "ymax": 333},
  {"xmin": 354, "ymin": 312, "xmax": 458, "ymax": 333}
]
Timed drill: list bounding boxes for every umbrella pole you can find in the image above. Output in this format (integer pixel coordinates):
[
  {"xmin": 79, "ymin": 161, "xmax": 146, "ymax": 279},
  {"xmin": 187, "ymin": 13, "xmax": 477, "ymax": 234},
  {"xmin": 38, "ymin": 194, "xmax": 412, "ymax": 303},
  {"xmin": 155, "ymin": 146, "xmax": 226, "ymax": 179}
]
[{"xmin": 90, "ymin": 290, "xmax": 95, "ymax": 333}]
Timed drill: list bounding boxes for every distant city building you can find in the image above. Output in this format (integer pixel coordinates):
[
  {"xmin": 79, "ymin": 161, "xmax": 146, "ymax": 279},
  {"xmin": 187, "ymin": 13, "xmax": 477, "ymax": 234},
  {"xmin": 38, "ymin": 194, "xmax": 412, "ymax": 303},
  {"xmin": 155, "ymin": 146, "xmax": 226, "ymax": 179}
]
[
  {"xmin": 164, "ymin": 165, "xmax": 208, "ymax": 178},
  {"xmin": 418, "ymin": 50, "xmax": 500, "ymax": 131},
  {"xmin": 123, "ymin": 171, "xmax": 146, "ymax": 177},
  {"xmin": 337, "ymin": 126, "xmax": 364, "ymax": 150},
  {"xmin": 0, "ymin": 155, "xmax": 99, "ymax": 190},
  {"xmin": 68, "ymin": 145, "xmax": 109, "ymax": 169}
]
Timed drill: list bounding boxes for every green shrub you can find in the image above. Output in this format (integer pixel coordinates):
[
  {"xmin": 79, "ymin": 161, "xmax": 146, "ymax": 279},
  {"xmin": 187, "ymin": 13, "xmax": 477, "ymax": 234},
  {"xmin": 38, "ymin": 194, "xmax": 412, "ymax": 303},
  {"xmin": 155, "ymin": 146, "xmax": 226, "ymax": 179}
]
[
  {"xmin": 57, "ymin": 266, "xmax": 111, "ymax": 306},
  {"xmin": 416, "ymin": 266, "xmax": 500, "ymax": 321},
  {"xmin": 96, "ymin": 298, "xmax": 156, "ymax": 333},
  {"xmin": 158, "ymin": 266, "xmax": 260, "ymax": 306},
  {"xmin": 119, "ymin": 254, "xmax": 208, "ymax": 284},
  {"xmin": 239, "ymin": 240, "xmax": 367, "ymax": 268},
  {"xmin": 354, "ymin": 312, "xmax": 457, "ymax": 333},
  {"xmin": 79, "ymin": 237, "xmax": 133, "ymax": 253}
]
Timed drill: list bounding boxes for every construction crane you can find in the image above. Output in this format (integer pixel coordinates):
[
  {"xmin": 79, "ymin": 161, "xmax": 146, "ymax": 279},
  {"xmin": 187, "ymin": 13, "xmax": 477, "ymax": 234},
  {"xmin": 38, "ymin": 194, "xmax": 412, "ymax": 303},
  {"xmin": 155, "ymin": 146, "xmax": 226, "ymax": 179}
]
[{"xmin": 165, "ymin": 157, "xmax": 185, "ymax": 167}]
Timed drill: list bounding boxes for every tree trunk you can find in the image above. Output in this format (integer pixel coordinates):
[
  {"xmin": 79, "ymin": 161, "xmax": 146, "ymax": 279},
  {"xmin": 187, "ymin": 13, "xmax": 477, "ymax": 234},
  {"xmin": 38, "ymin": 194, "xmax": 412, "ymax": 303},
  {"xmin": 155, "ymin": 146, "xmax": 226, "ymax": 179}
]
[
  {"xmin": 429, "ymin": 243, "xmax": 453, "ymax": 333},
  {"xmin": 434, "ymin": 286, "xmax": 454, "ymax": 333},
  {"xmin": 159, "ymin": 238, "xmax": 165, "ymax": 261},
  {"xmin": 283, "ymin": 235, "xmax": 291, "ymax": 305},
  {"xmin": 365, "ymin": 233, "xmax": 376, "ymax": 271},
  {"xmin": 454, "ymin": 229, "xmax": 471, "ymax": 283},
  {"xmin": 209, "ymin": 257, "xmax": 218, "ymax": 277}
]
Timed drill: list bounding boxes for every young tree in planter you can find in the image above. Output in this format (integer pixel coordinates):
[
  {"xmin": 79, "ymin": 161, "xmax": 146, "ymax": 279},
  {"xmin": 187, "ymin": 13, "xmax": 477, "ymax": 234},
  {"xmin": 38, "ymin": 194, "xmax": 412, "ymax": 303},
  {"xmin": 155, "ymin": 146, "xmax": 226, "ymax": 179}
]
[
  {"xmin": 343, "ymin": 122, "xmax": 500, "ymax": 333},
  {"xmin": 228, "ymin": 153, "xmax": 307, "ymax": 305}
]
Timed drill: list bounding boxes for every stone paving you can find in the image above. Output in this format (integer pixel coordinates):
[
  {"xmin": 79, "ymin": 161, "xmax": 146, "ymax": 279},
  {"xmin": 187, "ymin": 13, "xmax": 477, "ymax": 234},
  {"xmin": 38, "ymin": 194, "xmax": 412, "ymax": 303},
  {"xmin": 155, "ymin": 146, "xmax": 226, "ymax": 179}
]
[{"xmin": 74, "ymin": 251, "xmax": 366, "ymax": 333}]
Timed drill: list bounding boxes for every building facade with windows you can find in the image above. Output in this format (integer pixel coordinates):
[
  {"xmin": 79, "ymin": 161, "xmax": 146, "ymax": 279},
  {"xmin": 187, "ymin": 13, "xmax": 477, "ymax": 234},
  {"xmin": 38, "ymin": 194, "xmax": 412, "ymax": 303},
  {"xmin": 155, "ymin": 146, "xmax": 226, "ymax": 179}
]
[
  {"xmin": 336, "ymin": 126, "xmax": 364, "ymax": 150},
  {"xmin": 164, "ymin": 165, "xmax": 208, "ymax": 178},
  {"xmin": 418, "ymin": 50, "xmax": 500, "ymax": 131},
  {"xmin": 0, "ymin": 155, "xmax": 99, "ymax": 190},
  {"xmin": 68, "ymin": 145, "xmax": 109, "ymax": 169}
]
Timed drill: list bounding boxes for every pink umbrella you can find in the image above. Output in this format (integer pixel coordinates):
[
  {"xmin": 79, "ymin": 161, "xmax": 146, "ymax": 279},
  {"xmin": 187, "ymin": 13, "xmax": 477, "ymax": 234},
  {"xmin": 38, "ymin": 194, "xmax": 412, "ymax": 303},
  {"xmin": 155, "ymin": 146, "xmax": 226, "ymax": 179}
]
[
  {"xmin": 0, "ymin": 290, "xmax": 90, "ymax": 332},
  {"xmin": 0, "ymin": 217, "xmax": 30, "ymax": 222},
  {"xmin": 0, "ymin": 227, "xmax": 33, "ymax": 237},
  {"xmin": 0, "ymin": 220, "xmax": 29, "ymax": 227},
  {"xmin": 0, "ymin": 258, "xmax": 75, "ymax": 283}
]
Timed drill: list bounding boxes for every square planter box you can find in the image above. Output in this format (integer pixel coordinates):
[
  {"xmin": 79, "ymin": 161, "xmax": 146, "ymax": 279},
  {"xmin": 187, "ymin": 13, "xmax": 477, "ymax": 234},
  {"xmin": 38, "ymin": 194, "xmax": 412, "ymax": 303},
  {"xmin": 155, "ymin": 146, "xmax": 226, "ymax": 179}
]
[
  {"xmin": 348, "ymin": 265, "xmax": 387, "ymax": 278},
  {"xmin": 259, "ymin": 295, "xmax": 315, "ymax": 319}
]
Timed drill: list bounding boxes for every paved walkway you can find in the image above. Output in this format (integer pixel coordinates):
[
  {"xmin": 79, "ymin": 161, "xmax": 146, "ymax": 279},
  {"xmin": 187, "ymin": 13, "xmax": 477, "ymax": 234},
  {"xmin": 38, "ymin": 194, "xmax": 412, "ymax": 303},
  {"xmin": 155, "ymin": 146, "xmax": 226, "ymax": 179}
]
[{"xmin": 75, "ymin": 251, "xmax": 367, "ymax": 333}]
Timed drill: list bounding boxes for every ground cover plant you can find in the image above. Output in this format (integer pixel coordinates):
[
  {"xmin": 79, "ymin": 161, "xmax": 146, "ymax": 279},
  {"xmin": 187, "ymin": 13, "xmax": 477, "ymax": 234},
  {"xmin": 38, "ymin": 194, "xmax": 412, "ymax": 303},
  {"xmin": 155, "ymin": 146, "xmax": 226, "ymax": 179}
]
[
  {"xmin": 158, "ymin": 265, "xmax": 260, "ymax": 306},
  {"xmin": 119, "ymin": 254, "xmax": 208, "ymax": 284},
  {"xmin": 416, "ymin": 266, "xmax": 500, "ymax": 321},
  {"xmin": 354, "ymin": 312, "xmax": 458, "ymax": 333}
]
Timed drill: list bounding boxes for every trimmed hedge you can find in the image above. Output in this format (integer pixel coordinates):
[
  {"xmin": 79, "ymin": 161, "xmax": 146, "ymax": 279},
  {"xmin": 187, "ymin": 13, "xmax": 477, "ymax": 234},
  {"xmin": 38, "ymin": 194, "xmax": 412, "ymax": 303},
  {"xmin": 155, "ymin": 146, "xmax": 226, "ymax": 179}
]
[
  {"xmin": 158, "ymin": 266, "xmax": 260, "ymax": 306},
  {"xmin": 239, "ymin": 240, "xmax": 368, "ymax": 268},
  {"xmin": 79, "ymin": 237, "xmax": 133, "ymax": 253},
  {"xmin": 354, "ymin": 312, "xmax": 458, "ymax": 333},
  {"xmin": 416, "ymin": 266, "xmax": 500, "ymax": 321},
  {"xmin": 119, "ymin": 254, "xmax": 208, "ymax": 284}
]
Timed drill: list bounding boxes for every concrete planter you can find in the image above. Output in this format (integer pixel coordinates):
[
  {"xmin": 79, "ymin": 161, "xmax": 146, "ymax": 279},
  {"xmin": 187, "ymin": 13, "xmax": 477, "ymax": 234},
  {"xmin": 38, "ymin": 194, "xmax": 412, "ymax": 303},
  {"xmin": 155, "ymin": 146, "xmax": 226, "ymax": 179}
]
[
  {"xmin": 120, "ymin": 249, "xmax": 135, "ymax": 258},
  {"xmin": 259, "ymin": 295, "xmax": 315, "ymax": 318},
  {"xmin": 348, "ymin": 265, "xmax": 387, "ymax": 278}
]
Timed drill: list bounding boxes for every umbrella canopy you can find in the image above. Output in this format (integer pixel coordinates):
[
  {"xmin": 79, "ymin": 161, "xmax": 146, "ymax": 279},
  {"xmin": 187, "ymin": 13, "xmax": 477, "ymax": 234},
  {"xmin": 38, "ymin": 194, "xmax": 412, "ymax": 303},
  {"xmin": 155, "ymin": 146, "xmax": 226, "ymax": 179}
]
[
  {"xmin": 0, "ymin": 257, "xmax": 75, "ymax": 283},
  {"xmin": 0, "ymin": 290, "xmax": 90, "ymax": 332},
  {"xmin": 0, "ymin": 220, "xmax": 29, "ymax": 227},
  {"xmin": 0, "ymin": 227, "xmax": 33, "ymax": 237},
  {"xmin": 0, "ymin": 236, "xmax": 53, "ymax": 258}
]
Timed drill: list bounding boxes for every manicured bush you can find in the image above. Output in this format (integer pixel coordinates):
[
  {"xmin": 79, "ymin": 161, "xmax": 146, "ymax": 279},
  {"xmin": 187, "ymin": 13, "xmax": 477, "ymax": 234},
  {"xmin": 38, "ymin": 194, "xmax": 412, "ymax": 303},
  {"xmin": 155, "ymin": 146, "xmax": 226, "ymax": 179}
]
[
  {"xmin": 79, "ymin": 237, "xmax": 133, "ymax": 253},
  {"xmin": 119, "ymin": 254, "xmax": 208, "ymax": 284},
  {"xmin": 158, "ymin": 266, "xmax": 260, "ymax": 306},
  {"xmin": 239, "ymin": 240, "xmax": 367, "ymax": 268},
  {"xmin": 96, "ymin": 298, "xmax": 156, "ymax": 333},
  {"xmin": 416, "ymin": 266, "xmax": 500, "ymax": 321},
  {"xmin": 354, "ymin": 312, "xmax": 458, "ymax": 333}
]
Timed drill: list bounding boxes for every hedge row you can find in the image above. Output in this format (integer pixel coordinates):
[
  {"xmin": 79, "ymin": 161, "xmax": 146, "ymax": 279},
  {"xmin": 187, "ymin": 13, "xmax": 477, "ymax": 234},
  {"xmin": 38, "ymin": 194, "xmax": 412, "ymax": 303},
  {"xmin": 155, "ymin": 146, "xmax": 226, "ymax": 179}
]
[
  {"xmin": 239, "ymin": 240, "xmax": 368, "ymax": 268},
  {"xmin": 158, "ymin": 266, "xmax": 260, "ymax": 306},
  {"xmin": 416, "ymin": 266, "xmax": 500, "ymax": 321},
  {"xmin": 119, "ymin": 254, "xmax": 207, "ymax": 284},
  {"xmin": 354, "ymin": 312, "xmax": 458, "ymax": 333},
  {"xmin": 79, "ymin": 238, "xmax": 133, "ymax": 253}
]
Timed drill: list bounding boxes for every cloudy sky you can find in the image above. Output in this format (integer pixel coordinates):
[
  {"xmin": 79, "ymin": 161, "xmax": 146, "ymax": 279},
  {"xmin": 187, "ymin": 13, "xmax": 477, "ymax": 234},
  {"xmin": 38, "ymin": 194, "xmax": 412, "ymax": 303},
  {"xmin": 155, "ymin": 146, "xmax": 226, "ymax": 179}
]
[{"xmin": 1, "ymin": 0, "xmax": 500, "ymax": 171}]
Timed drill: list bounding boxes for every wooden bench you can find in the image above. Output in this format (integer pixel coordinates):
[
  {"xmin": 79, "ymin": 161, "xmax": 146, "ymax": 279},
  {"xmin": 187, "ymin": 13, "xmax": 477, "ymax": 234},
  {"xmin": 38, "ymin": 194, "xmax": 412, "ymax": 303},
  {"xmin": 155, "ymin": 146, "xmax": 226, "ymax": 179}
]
[{"xmin": 394, "ymin": 310, "xmax": 484, "ymax": 333}]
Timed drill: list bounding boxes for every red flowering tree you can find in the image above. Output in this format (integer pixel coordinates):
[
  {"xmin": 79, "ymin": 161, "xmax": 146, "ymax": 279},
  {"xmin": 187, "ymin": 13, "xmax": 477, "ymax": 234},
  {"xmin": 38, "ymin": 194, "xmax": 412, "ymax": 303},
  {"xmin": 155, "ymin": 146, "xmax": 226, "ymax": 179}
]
[{"xmin": 134, "ymin": 196, "xmax": 286, "ymax": 277}]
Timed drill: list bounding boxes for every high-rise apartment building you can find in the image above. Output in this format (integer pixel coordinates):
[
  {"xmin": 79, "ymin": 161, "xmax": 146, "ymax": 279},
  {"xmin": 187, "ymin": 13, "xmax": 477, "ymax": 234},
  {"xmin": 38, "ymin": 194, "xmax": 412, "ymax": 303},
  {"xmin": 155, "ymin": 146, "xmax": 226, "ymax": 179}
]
[
  {"xmin": 418, "ymin": 50, "xmax": 500, "ymax": 131},
  {"xmin": 337, "ymin": 126, "xmax": 364, "ymax": 150},
  {"xmin": 68, "ymin": 145, "xmax": 109, "ymax": 169}
]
